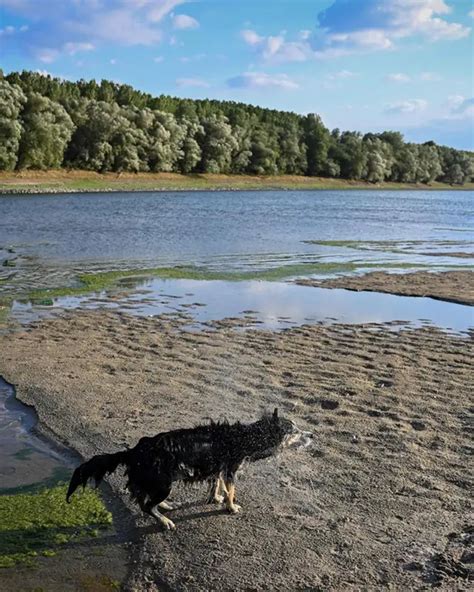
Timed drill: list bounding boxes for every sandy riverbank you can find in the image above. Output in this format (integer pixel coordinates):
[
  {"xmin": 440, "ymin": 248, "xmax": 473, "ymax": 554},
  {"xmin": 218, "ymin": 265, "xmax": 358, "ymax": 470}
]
[
  {"xmin": 297, "ymin": 270, "xmax": 474, "ymax": 306},
  {"xmin": 1, "ymin": 170, "xmax": 473, "ymax": 194},
  {"xmin": 0, "ymin": 310, "xmax": 472, "ymax": 590}
]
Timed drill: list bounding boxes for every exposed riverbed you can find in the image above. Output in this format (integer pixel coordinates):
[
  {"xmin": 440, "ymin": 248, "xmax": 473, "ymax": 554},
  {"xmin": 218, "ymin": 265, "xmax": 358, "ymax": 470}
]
[{"xmin": 0, "ymin": 189, "xmax": 472, "ymax": 590}]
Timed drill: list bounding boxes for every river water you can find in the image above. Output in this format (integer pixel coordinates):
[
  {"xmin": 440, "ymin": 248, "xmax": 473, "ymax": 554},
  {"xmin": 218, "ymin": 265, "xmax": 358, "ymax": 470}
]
[
  {"xmin": 0, "ymin": 190, "xmax": 472, "ymax": 285},
  {"xmin": 1, "ymin": 189, "xmax": 472, "ymax": 333}
]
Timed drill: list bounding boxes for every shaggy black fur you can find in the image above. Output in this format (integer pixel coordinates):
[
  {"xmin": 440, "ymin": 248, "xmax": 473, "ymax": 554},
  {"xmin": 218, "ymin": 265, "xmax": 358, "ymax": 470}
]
[{"xmin": 67, "ymin": 409, "xmax": 309, "ymax": 528}]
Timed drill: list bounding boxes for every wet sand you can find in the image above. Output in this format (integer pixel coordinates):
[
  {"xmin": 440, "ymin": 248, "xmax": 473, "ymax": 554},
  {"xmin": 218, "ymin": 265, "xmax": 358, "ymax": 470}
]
[
  {"xmin": 296, "ymin": 270, "xmax": 474, "ymax": 306},
  {"xmin": 0, "ymin": 310, "xmax": 472, "ymax": 590}
]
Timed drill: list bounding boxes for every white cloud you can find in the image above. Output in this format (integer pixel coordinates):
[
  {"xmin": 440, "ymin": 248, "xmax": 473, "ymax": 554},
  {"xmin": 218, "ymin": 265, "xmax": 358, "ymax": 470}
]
[
  {"xmin": 179, "ymin": 53, "xmax": 206, "ymax": 63},
  {"xmin": 240, "ymin": 1, "xmax": 470, "ymax": 63},
  {"xmin": 299, "ymin": 29, "xmax": 311, "ymax": 40},
  {"xmin": 387, "ymin": 73, "xmax": 411, "ymax": 83},
  {"xmin": 385, "ymin": 99, "xmax": 428, "ymax": 114},
  {"xmin": 0, "ymin": 25, "xmax": 15, "ymax": 35},
  {"xmin": 0, "ymin": 23, "xmax": 29, "ymax": 35},
  {"xmin": 469, "ymin": 9, "xmax": 474, "ymax": 19},
  {"xmin": 328, "ymin": 69, "xmax": 357, "ymax": 80},
  {"xmin": 176, "ymin": 77, "xmax": 210, "ymax": 88},
  {"xmin": 172, "ymin": 14, "xmax": 199, "ymax": 30},
  {"xmin": 446, "ymin": 95, "xmax": 466, "ymax": 110},
  {"xmin": 147, "ymin": 0, "xmax": 186, "ymax": 23},
  {"xmin": 420, "ymin": 71, "xmax": 442, "ymax": 81},
  {"xmin": 227, "ymin": 71, "xmax": 299, "ymax": 90},
  {"xmin": 405, "ymin": 93, "xmax": 474, "ymax": 149},
  {"xmin": 153, "ymin": 56, "xmax": 164, "ymax": 63},
  {"xmin": 323, "ymin": 70, "xmax": 358, "ymax": 90},
  {"xmin": 240, "ymin": 29, "xmax": 309, "ymax": 63},
  {"xmin": 446, "ymin": 95, "xmax": 474, "ymax": 117},
  {"xmin": 35, "ymin": 69, "xmax": 70, "ymax": 81},
  {"xmin": 313, "ymin": 0, "xmax": 471, "ymax": 57},
  {"xmin": 110, "ymin": 58, "xmax": 117, "ymax": 65},
  {"xmin": 454, "ymin": 98, "xmax": 474, "ymax": 117},
  {"xmin": 63, "ymin": 42, "xmax": 95, "ymax": 55},
  {"xmin": 35, "ymin": 48, "xmax": 60, "ymax": 63},
  {"xmin": 241, "ymin": 29, "xmax": 263, "ymax": 46},
  {"xmin": 0, "ymin": 0, "xmax": 184, "ymax": 61},
  {"xmin": 86, "ymin": 9, "xmax": 163, "ymax": 45}
]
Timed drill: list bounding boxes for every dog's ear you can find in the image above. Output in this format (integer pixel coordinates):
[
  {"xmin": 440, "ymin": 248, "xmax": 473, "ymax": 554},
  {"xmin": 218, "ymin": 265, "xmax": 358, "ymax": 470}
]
[{"xmin": 273, "ymin": 408, "xmax": 279, "ymax": 419}]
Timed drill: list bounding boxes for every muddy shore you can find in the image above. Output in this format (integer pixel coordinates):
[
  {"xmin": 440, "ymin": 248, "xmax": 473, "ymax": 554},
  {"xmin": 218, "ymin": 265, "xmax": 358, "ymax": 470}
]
[
  {"xmin": 296, "ymin": 270, "xmax": 474, "ymax": 306},
  {"xmin": 0, "ymin": 309, "xmax": 472, "ymax": 591}
]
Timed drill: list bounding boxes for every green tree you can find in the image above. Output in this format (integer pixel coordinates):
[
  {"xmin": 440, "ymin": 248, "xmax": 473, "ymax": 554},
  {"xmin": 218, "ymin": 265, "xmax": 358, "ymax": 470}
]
[
  {"xmin": 248, "ymin": 126, "xmax": 279, "ymax": 174},
  {"xmin": 303, "ymin": 114, "xmax": 330, "ymax": 176},
  {"xmin": 177, "ymin": 118, "xmax": 203, "ymax": 173},
  {"xmin": 18, "ymin": 93, "xmax": 74, "ymax": 169},
  {"xmin": 198, "ymin": 114, "xmax": 238, "ymax": 173},
  {"xmin": 0, "ymin": 80, "xmax": 26, "ymax": 170}
]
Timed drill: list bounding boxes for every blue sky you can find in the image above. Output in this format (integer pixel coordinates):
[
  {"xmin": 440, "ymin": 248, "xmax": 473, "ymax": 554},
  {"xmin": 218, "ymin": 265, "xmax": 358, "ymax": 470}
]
[{"xmin": 1, "ymin": 0, "xmax": 473, "ymax": 149}]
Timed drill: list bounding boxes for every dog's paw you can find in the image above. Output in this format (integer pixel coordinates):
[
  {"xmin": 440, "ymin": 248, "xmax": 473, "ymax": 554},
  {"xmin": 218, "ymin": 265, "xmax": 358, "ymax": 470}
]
[
  {"xmin": 227, "ymin": 503, "xmax": 242, "ymax": 514},
  {"xmin": 161, "ymin": 517, "xmax": 176, "ymax": 530},
  {"xmin": 159, "ymin": 500, "xmax": 180, "ymax": 511},
  {"xmin": 205, "ymin": 493, "xmax": 225, "ymax": 504}
]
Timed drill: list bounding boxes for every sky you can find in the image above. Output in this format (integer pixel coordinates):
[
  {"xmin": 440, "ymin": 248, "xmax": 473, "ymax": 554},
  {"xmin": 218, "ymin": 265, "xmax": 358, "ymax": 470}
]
[{"xmin": 0, "ymin": 0, "xmax": 473, "ymax": 149}]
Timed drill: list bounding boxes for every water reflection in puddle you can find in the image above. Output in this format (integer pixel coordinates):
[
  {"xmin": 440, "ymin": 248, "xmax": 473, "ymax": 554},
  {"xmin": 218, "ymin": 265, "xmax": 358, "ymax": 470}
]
[
  {"xmin": 10, "ymin": 278, "xmax": 474, "ymax": 334},
  {"xmin": 0, "ymin": 377, "xmax": 70, "ymax": 493}
]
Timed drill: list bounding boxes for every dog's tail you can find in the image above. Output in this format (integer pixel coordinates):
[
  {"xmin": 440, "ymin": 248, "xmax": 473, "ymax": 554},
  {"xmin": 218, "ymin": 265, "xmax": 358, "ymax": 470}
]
[{"xmin": 66, "ymin": 450, "xmax": 129, "ymax": 503}]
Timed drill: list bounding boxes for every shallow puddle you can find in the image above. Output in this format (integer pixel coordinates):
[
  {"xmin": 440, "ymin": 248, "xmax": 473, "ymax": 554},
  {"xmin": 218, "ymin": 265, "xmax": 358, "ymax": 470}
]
[
  {"xmin": 0, "ymin": 377, "xmax": 70, "ymax": 493},
  {"xmin": 9, "ymin": 277, "xmax": 474, "ymax": 334}
]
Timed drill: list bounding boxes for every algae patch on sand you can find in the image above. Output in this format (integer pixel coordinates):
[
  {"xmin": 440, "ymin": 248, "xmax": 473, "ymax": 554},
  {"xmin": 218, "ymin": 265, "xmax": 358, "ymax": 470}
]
[{"xmin": 0, "ymin": 483, "xmax": 112, "ymax": 568}]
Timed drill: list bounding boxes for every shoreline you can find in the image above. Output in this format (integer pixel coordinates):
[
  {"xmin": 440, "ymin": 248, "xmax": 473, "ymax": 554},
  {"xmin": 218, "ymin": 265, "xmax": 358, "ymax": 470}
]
[
  {"xmin": 0, "ymin": 311, "xmax": 472, "ymax": 590},
  {"xmin": 296, "ymin": 270, "xmax": 474, "ymax": 306},
  {"xmin": 1, "ymin": 170, "xmax": 473, "ymax": 195}
]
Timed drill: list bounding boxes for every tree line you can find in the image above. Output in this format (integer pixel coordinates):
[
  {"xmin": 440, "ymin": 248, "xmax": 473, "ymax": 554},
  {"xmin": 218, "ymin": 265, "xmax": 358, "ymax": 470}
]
[{"xmin": 1, "ymin": 70, "xmax": 473, "ymax": 185}]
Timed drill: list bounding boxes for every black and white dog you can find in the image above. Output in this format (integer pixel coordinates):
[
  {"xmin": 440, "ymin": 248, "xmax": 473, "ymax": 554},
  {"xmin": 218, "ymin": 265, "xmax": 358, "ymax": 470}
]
[{"xmin": 66, "ymin": 409, "xmax": 312, "ymax": 530}]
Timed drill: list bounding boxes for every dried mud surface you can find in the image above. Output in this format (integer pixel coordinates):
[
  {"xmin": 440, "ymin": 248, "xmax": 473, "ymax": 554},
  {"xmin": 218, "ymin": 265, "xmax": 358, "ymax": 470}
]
[
  {"xmin": 0, "ymin": 311, "xmax": 472, "ymax": 591},
  {"xmin": 296, "ymin": 270, "xmax": 474, "ymax": 306}
]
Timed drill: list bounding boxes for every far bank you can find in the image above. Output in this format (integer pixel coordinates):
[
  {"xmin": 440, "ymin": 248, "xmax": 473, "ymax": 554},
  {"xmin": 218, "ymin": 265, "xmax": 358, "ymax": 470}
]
[{"xmin": 1, "ymin": 170, "xmax": 473, "ymax": 195}]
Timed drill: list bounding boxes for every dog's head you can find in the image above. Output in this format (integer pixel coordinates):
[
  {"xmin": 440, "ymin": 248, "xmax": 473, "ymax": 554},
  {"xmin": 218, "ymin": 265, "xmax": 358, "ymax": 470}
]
[{"xmin": 272, "ymin": 408, "xmax": 313, "ymax": 450}]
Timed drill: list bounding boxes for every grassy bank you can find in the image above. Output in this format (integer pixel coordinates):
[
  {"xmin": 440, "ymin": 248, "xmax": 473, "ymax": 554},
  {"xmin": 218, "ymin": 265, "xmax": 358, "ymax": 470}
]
[
  {"xmin": 0, "ymin": 483, "xmax": 112, "ymax": 568},
  {"xmin": 1, "ymin": 170, "xmax": 473, "ymax": 194}
]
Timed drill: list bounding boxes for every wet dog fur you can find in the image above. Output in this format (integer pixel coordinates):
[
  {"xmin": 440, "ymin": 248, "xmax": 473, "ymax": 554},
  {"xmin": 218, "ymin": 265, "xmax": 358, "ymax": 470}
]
[{"xmin": 66, "ymin": 409, "xmax": 312, "ymax": 530}]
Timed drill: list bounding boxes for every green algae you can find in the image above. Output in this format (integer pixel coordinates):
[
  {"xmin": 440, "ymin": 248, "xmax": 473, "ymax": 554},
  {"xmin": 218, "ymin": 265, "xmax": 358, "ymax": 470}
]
[
  {"xmin": 0, "ymin": 483, "xmax": 112, "ymax": 568},
  {"xmin": 306, "ymin": 239, "xmax": 474, "ymax": 256},
  {"xmin": 22, "ymin": 261, "xmax": 457, "ymax": 302},
  {"xmin": 12, "ymin": 448, "xmax": 34, "ymax": 461}
]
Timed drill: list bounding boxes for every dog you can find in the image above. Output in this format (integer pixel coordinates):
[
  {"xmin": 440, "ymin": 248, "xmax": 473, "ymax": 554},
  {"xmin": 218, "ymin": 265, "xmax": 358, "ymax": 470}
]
[{"xmin": 66, "ymin": 408, "xmax": 312, "ymax": 530}]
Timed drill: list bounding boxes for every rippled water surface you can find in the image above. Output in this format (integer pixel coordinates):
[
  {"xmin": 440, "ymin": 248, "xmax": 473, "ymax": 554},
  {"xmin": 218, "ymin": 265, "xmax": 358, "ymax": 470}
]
[{"xmin": 1, "ymin": 190, "xmax": 472, "ymax": 286}]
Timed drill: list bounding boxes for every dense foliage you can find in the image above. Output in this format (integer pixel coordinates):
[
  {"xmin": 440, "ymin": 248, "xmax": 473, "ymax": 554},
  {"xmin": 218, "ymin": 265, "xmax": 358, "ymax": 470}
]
[{"xmin": 1, "ymin": 70, "xmax": 473, "ymax": 184}]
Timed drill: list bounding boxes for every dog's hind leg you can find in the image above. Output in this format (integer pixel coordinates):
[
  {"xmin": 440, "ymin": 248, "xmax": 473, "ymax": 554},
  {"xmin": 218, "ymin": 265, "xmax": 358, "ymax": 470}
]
[
  {"xmin": 148, "ymin": 504, "xmax": 176, "ymax": 530},
  {"xmin": 223, "ymin": 476, "xmax": 241, "ymax": 514},
  {"xmin": 206, "ymin": 474, "xmax": 227, "ymax": 504},
  {"xmin": 139, "ymin": 480, "xmax": 176, "ymax": 530}
]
